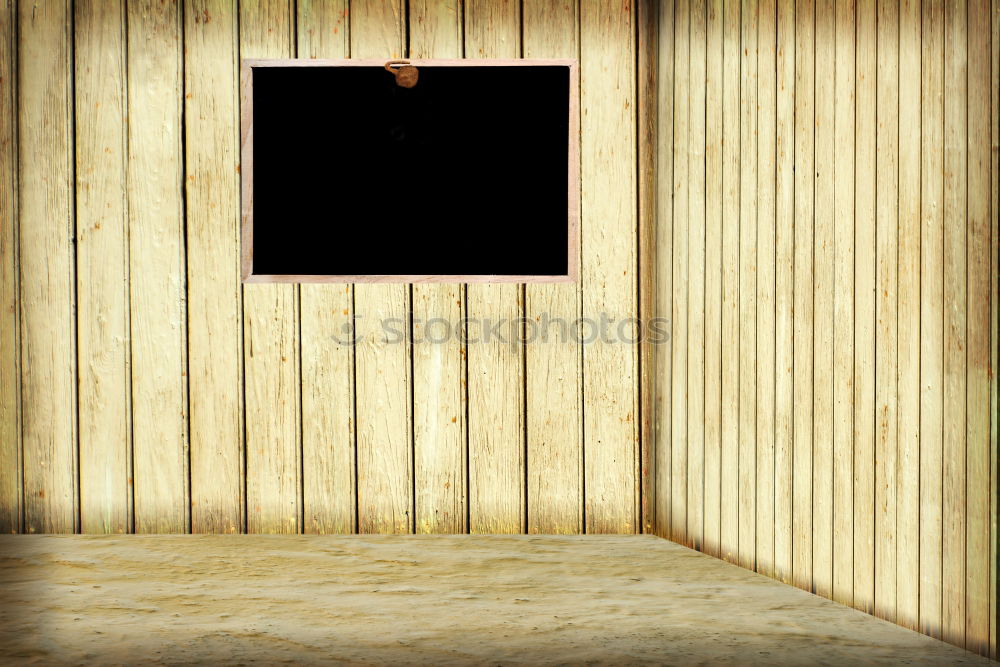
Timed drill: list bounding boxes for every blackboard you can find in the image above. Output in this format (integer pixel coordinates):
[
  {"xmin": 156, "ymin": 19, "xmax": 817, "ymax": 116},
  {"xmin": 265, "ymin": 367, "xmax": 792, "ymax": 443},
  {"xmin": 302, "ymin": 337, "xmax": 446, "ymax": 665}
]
[{"xmin": 241, "ymin": 59, "xmax": 579, "ymax": 283}]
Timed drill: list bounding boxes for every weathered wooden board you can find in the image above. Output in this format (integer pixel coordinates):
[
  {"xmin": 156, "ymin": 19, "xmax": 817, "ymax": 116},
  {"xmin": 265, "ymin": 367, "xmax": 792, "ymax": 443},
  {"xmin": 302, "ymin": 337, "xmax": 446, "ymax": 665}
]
[
  {"xmin": 523, "ymin": 0, "xmax": 583, "ymax": 535},
  {"xmin": 18, "ymin": 0, "xmax": 78, "ymax": 534},
  {"xmin": 75, "ymin": 0, "xmax": 131, "ymax": 535}
]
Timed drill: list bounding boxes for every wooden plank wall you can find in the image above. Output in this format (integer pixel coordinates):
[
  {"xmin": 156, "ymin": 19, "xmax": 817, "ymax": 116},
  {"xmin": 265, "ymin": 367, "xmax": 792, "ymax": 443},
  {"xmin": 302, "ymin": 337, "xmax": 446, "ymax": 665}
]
[
  {"xmin": 647, "ymin": 0, "xmax": 1000, "ymax": 656},
  {"xmin": 0, "ymin": 0, "xmax": 641, "ymax": 538}
]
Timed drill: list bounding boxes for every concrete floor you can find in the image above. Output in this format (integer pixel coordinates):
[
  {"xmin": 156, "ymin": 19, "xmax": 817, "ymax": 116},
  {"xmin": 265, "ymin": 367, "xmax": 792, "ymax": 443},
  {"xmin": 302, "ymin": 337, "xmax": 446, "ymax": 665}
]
[{"xmin": 0, "ymin": 534, "xmax": 989, "ymax": 666}]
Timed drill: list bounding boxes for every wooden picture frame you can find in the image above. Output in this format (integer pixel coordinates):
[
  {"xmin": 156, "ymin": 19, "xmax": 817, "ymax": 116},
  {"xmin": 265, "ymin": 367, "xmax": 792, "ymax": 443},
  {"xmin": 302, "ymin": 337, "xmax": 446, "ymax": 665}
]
[{"xmin": 240, "ymin": 58, "xmax": 580, "ymax": 284}]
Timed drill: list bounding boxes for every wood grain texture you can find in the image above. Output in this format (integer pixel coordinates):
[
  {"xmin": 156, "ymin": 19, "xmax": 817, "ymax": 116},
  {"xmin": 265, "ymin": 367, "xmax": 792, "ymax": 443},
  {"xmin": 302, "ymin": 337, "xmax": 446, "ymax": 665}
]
[
  {"xmin": 754, "ymin": 0, "xmax": 776, "ymax": 579},
  {"xmin": 652, "ymin": 0, "xmax": 675, "ymax": 539},
  {"xmin": 409, "ymin": 0, "xmax": 466, "ymax": 534},
  {"xmin": 832, "ymin": 0, "xmax": 856, "ymax": 608},
  {"xmin": 128, "ymin": 0, "xmax": 188, "ymax": 535},
  {"xmin": 792, "ymin": 0, "xmax": 814, "ymax": 591},
  {"xmin": 874, "ymin": 0, "xmax": 899, "ymax": 623},
  {"xmin": 990, "ymin": 0, "xmax": 998, "ymax": 656},
  {"xmin": 896, "ymin": 0, "xmax": 920, "ymax": 628},
  {"xmin": 703, "ymin": 0, "xmax": 723, "ymax": 557},
  {"xmin": 772, "ymin": 0, "xmax": 795, "ymax": 584},
  {"xmin": 671, "ymin": 0, "xmax": 690, "ymax": 545},
  {"xmin": 738, "ymin": 0, "xmax": 758, "ymax": 571},
  {"xmin": 350, "ymin": 0, "xmax": 412, "ymax": 535},
  {"xmin": 812, "ymin": 0, "xmax": 835, "ymax": 600},
  {"xmin": 75, "ymin": 0, "xmax": 131, "ymax": 535},
  {"xmin": 720, "ymin": 0, "xmax": 740, "ymax": 562},
  {"xmin": 919, "ymin": 0, "xmax": 944, "ymax": 636},
  {"xmin": 687, "ymin": 0, "xmax": 707, "ymax": 551},
  {"xmin": 185, "ymin": 0, "xmax": 244, "ymax": 534},
  {"xmin": 523, "ymin": 0, "xmax": 583, "ymax": 535},
  {"xmin": 296, "ymin": 0, "xmax": 355, "ymax": 536},
  {"xmin": 465, "ymin": 0, "xmax": 524, "ymax": 535},
  {"xmin": 0, "ymin": 0, "xmax": 19, "ymax": 534},
  {"xmin": 965, "ymin": 0, "xmax": 992, "ymax": 653},
  {"xmin": 240, "ymin": 0, "xmax": 300, "ymax": 535},
  {"xmin": 853, "ymin": 0, "xmax": 876, "ymax": 616},
  {"xmin": 580, "ymin": 0, "xmax": 638, "ymax": 534},
  {"xmin": 18, "ymin": 0, "xmax": 77, "ymax": 534}
]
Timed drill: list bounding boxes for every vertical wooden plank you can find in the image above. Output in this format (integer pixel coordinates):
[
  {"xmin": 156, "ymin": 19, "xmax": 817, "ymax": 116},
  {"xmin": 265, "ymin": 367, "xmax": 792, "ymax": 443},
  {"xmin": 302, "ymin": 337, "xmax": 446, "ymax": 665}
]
[
  {"xmin": 966, "ymin": 0, "xmax": 992, "ymax": 652},
  {"xmin": 580, "ymin": 0, "xmax": 638, "ymax": 534},
  {"xmin": 465, "ymin": 0, "xmax": 524, "ymax": 535},
  {"xmin": 688, "ymin": 0, "xmax": 707, "ymax": 550},
  {"xmin": 792, "ymin": 0, "xmax": 814, "ymax": 592},
  {"xmin": 0, "ymin": 0, "xmax": 20, "ymax": 534},
  {"xmin": 704, "ymin": 0, "xmax": 724, "ymax": 557},
  {"xmin": 833, "ymin": 0, "xmax": 857, "ymax": 608},
  {"xmin": 919, "ymin": 0, "xmax": 944, "ymax": 637},
  {"xmin": 128, "ymin": 0, "xmax": 188, "ymax": 534},
  {"xmin": 351, "ymin": 0, "xmax": 412, "ymax": 534},
  {"xmin": 720, "ymin": 0, "xmax": 740, "ymax": 562},
  {"xmin": 18, "ymin": 0, "xmax": 77, "ymax": 534},
  {"xmin": 812, "ymin": 0, "xmax": 835, "ymax": 599},
  {"xmin": 240, "ymin": 0, "xmax": 300, "ymax": 535},
  {"xmin": 297, "ymin": 0, "xmax": 349, "ymax": 57},
  {"xmin": 896, "ymin": 0, "xmax": 921, "ymax": 629},
  {"xmin": 409, "ymin": 0, "xmax": 466, "ymax": 534},
  {"xmin": 941, "ymin": 0, "xmax": 968, "ymax": 644},
  {"xmin": 75, "ymin": 0, "xmax": 131, "ymax": 534},
  {"xmin": 854, "ymin": 0, "xmax": 876, "ymax": 615},
  {"xmin": 875, "ymin": 0, "xmax": 899, "ymax": 623},
  {"xmin": 755, "ymin": 0, "xmax": 777, "ymax": 578},
  {"xmin": 524, "ymin": 0, "xmax": 582, "ymax": 535},
  {"xmin": 773, "ymin": 0, "xmax": 795, "ymax": 583},
  {"xmin": 672, "ymin": 0, "xmax": 690, "ymax": 545},
  {"xmin": 653, "ymin": 0, "xmax": 675, "ymax": 538},
  {"xmin": 185, "ymin": 0, "xmax": 243, "ymax": 534},
  {"xmin": 738, "ymin": 0, "xmax": 758, "ymax": 572},
  {"xmin": 297, "ymin": 1, "xmax": 355, "ymax": 535},
  {"xmin": 638, "ymin": 0, "xmax": 657, "ymax": 534},
  {"xmin": 991, "ymin": 0, "xmax": 998, "ymax": 655}
]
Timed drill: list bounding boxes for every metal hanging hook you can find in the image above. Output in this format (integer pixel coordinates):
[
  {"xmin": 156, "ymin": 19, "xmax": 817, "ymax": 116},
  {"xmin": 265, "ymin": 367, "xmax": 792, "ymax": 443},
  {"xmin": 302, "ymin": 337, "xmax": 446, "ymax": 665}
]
[{"xmin": 384, "ymin": 59, "xmax": 419, "ymax": 88}]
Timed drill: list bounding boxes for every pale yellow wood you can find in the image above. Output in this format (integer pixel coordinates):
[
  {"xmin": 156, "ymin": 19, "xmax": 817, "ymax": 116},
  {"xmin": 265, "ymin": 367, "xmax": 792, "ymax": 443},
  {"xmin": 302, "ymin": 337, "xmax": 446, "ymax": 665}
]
[
  {"xmin": 185, "ymin": 0, "xmax": 243, "ymax": 534},
  {"xmin": 240, "ymin": 0, "xmax": 300, "ymax": 537},
  {"xmin": 687, "ymin": 0, "xmax": 706, "ymax": 550},
  {"xmin": 671, "ymin": 0, "xmax": 690, "ymax": 545},
  {"xmin": 896, "ymin": 0, "xmax": 920, "ymax": 629},
  {"xmin": 703, "ymin": 0, "xmax": 724, "ymax": 558},
  {"xmin": 720, "ymin": 0, "xmax": 740, "ymax": 562},
  {"xmin": 874, "ymin": 0, "xmax": 899, "ymax": 623},
  {"xmin": 351, "ymin": 0, "xmax": 412, "ymax": 534},
  {"xmin": 853, "ymin": 0, "xmax": 876, "ymax": 616},
  {"xmin": 0, "ymin": 0, "xmax": 19, "ymax": 534},
  {"xmin": 941, "ymin": 0, "xmax": 968, "ymax": 643},
  {"xmin": 833, "ymin": 0, "xmax": 857, "ymax": 608},
  {"xmin": 128, "ymin": 0, "xmax": 188, "ymax": 535},
  {"xmin": 653, "ymin": 0, "xmax": 675, "ymax": 539},
  {"xmin": 523, "ymin": 0, "xmax": 583, "ymax": 535},
  {"xmin": 918, "ymin": 0, "xmax": 944, "ymax": 637},
  {"xmin": 772, "ymin": 0, "xmax": 795, "ymax": 584},
  {"xmin": 754, "ymin": 0, "xmax": 776, "ymax": 578},
  {"xmin": 465, "ymin": 0, "xmax": 524, "ymax": 535},
  {"xmin": 297, "ymin": 0, "xmax": 349, "ymax": 58},
  {"xmin": 792, "ymin": 0, "xmax": 814, "ymax": 591},
  {"xmin": 738, "ymin": 0, "xmax": 758, "ymax": 572},
  {"xmin": 409, "ymin": 0, "xmax": 466, "ymax": 534},
  {"xmin": 75, "ymin": 0, "xmax": 131, "ymax": 535},
  {"xmin": 580, "ymin": 0, "xmax": 637, "ymax": 534},
  {"xmin": 296, "ymin": 1, "xmax": 355, "ymax": 535},
  {"xmin": 464, "ymin": 0, "xmax": 519, "ymax": 58},
  {"xmin": 965, "ymin": 0, "xmax": 992, "ymax": 653},
  {"xmin": 990, "ymin": 0, "xmax": 998, "ymax": 656},
  {"xmin": 812, "ymin": 0, "xmax": 835, "ymax": 599},
  {"xmin": 18, "ymin": 0, "xmax": 77, "ymax": 534}
]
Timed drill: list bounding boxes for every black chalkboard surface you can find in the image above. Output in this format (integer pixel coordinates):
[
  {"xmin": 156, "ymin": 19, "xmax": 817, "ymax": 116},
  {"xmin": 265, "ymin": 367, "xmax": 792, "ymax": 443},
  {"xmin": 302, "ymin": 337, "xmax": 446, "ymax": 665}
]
[{"xmin": 242, "ymin": 60, "xmax": 578, "ymax": 282}]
